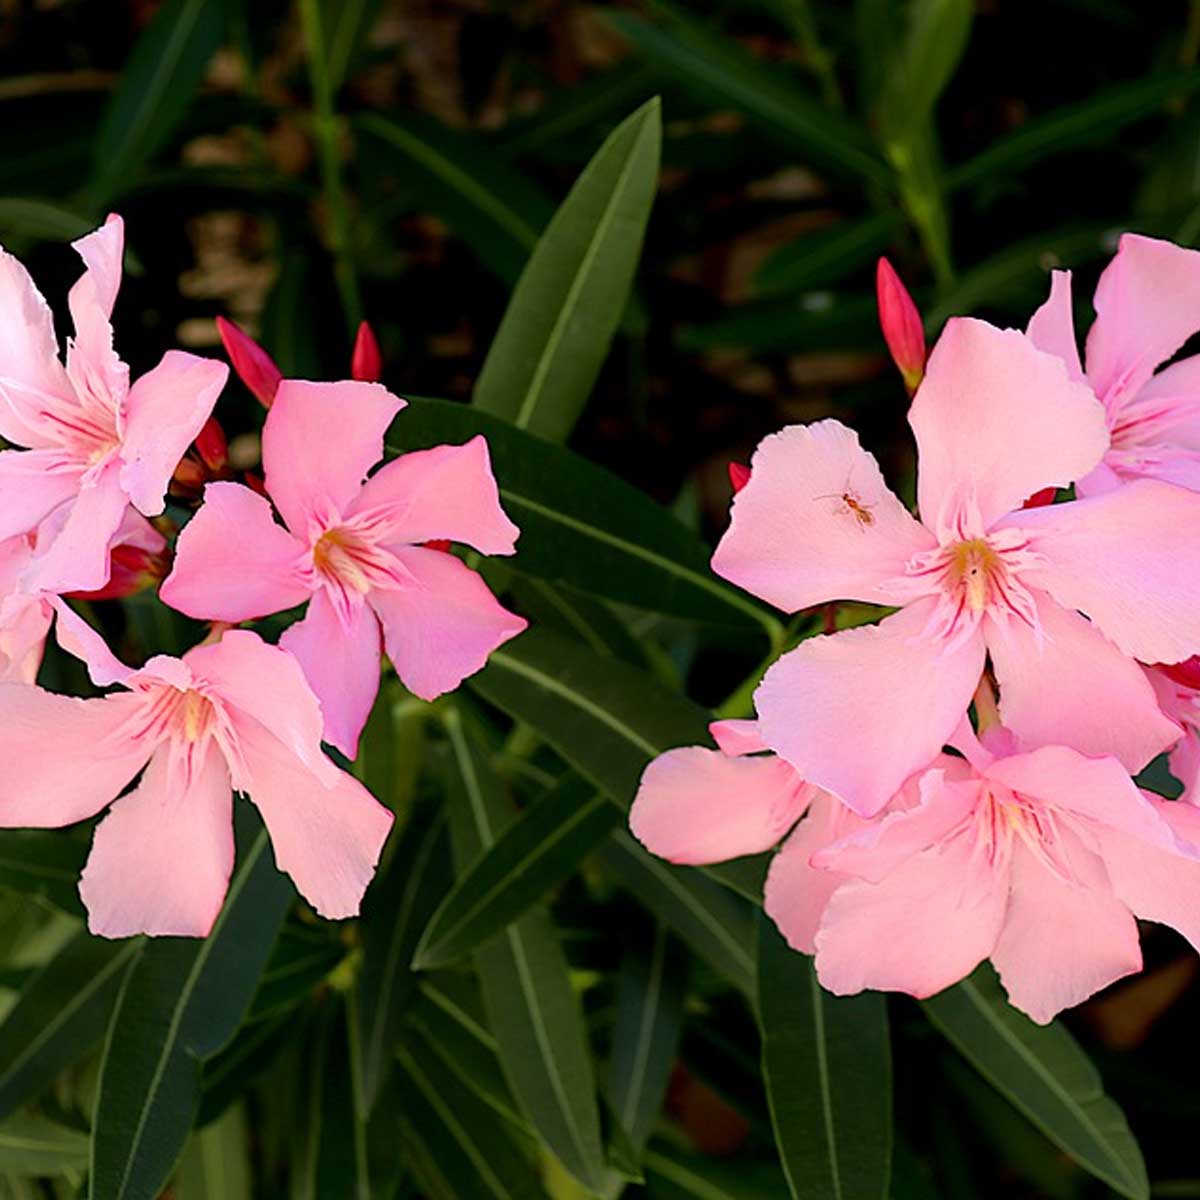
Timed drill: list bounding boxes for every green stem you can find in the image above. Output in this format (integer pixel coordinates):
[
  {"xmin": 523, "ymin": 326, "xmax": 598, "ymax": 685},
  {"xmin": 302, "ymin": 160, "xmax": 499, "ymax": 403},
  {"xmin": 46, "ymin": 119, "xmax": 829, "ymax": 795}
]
[{"xmin": 298, "ymin": 0, "xmax": 362, "ymax": 333}]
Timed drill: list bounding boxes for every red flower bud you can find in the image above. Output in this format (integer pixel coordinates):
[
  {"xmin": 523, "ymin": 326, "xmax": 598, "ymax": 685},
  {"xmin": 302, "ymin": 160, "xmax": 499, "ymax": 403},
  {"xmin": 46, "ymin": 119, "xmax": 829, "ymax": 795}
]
[
  {"xmin": 194, "ymin": 416, "xmax": 228, "ymax": 473},
  {"xmin": 351, "ymin": 320, "xmax": 383, "ymax": 382},
  {"xmin": 245, "ymin": 471, "xmax": 270, "ymax": 500},
  {"xmin": 1161, "ymin": 655, "xmax": 1200, "ymax": 690},
  {"xmin": 1022, "ymin": 487, "xmax": 1057, "ymax": 509},
  {"xmin": 728, "ymin": 461, "xmax": 751, "ymax": 493},
  {"xmin": 423, "ymin": 539, "xmax": 452, "ymax": 554},
  {"xmin": 171, "ymin": 457, "xmax": 206, "ymax": 493},
  {"xmin": 66, "ymin": 542, "xmax": 172, "ymax": 602},
  {"xmin": 216, "ymin": 316, "xmax": 282, "ymax": 408},
  {"xmin": 876, "ymin": 258, "xmax": 926, "ymax": 395}
]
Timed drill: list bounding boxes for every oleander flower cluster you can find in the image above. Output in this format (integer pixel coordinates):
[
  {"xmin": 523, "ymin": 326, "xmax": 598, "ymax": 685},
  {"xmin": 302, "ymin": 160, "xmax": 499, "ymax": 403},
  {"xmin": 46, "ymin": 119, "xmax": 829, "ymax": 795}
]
[
  {"xmin": 632, "ymin": 235, "xmax": 1200, "ymax": 1023},
  {"xmin": 0, "ymin": 216, "xmax": 525, "ymax": 938}
]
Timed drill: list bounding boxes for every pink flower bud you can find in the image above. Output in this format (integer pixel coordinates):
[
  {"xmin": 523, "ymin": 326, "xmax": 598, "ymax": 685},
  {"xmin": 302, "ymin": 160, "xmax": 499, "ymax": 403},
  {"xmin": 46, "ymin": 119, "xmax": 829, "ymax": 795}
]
[
  {"xmin": 876, "ymin": 258, "xmax": 926, "ymax": 395},
  {"xmin": 194, "ymin": 417, "xmax": 228, "ymax": 473},
  {"xmin": 728, "ymin": 462, "xmax": 751, "ymax": 493},
  {"xmin": 216, "ymin": 316, "xmax": 282, "ymax": 408},
  {"xmin": 423, "ymin": 539, "xmax": 453, "ymax": 554},
  {"xmin": 1022, "ymin": 487, "xmax": 1057, "ymax": 509},
  {"xmin": 351, "ymin": 321, "xmax": 383, "ymax": 382}
]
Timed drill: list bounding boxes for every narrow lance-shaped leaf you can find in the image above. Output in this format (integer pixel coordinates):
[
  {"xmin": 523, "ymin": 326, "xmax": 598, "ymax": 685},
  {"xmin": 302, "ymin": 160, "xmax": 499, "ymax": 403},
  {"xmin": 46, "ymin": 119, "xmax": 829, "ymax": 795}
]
[
  {"xmin": 442, "ymin": 704, "xmax": 609, "ymax": 1195},
  {"xmin": 757, "ymin": 916, "xmax": 892, "ymax": 1200},
  {"xmin": 414, "ymin": 774, "xmax": 618, "ymax": 969},
  {"xmin": 0, "ymin": 1113, "xmax": 90, "ymax": 1176},
  {"xmin": 175, "ymin": 1102, "xmax": 253, "ymax": 1200},
  {"xmin": 474, "ymin": 98, "xmax": 661, "ymax": 442},
  {"xmin": 89, "ymin": 808, "xmax": 294, "ymax": 1200},
  {"xmin": 0, "ymin": 830, "xmax": 88, "ymax": 916},
  {"xmin": 922, "ymin": 965, "xmax": 1149, "ymax": 1200}
]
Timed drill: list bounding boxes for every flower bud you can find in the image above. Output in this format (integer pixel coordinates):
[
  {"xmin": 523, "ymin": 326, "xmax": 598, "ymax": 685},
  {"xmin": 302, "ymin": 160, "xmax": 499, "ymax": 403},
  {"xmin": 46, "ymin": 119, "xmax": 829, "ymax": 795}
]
[
  {"xmin": 1022, "ymin": 487, "xmax": 1057, "ymax": 509},
  {"xmin": 424, "ymin": 539, "xmax": 452, "ymax": 554},
  {"xmin": 66, "ymin": 542, "xmax": 172, "ymax": 602},
  {"xmin": 728, "ymin": 461, "xmax": 751, "ymax": 493},
  {"xmin": 194, "ymin": 417, "xmax": 228, "ymax": 474},
  {"xmin": 351, "ymin": 321, "xmax": 383, "ymax": 382},
  {"xmin": 216, "ymin": 316, "xmax": 282, "ymax": 408},
  {"xmin": 1161, "ymin": 655, "xmax": 1200, "ymax": 690},
  {"xmin": 876, "ymin": 258, "xmax": 926, "ymax": 395}
]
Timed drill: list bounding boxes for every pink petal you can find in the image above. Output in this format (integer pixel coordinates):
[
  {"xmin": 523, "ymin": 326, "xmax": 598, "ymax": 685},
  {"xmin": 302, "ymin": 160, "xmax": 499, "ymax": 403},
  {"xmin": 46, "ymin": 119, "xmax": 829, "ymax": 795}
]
[
  {"xmin": 0, "ymin": 450, "xmax": 83, "ymax": 543},
  {"xmin": 630, "ymin": 746, "xmax": 813, "ymax": 865},
  {"xmin": 909, "ymin": 318, "xmax": 1108, "ymax": 533},
  {"xmin": 764, "ymin": 792, "xmax": 868, "ymax": 954},
  {"xmin": 708, "ymin": 718, "xmax": 768, "ymax": 756},
  {"xmin": 279, "ymin": 591, "xmax": 381, "ymax": 759},
  {"xmin": 814, "ymin": 822, "xmax": 1008, "ymax": 999},
  {"xmin": 0, "ymin": 592, "xmax": 51, "ymax": 684},
  {"xmin": 185, "ymin": 630, "xmax": 335, "ymax": 780},
  {"xmin": 1025, "ymin": 270, "xmax": 1085, "ymax": 384},
  {"xmin": 710, "ymin": 420, "xmax": 935, "ymax": 613},
  {"xmin": 118, "ymin": 350, "xmax": 228, "ymax": 517},
  {"xmin": 0, "ymin": 685, "xmax": 149, "ymax": 827},
  {"xmin": 79, "ymin": 743, "xmax": 233, "ymax": 939},
  {"xmin": 991, "ymin": 840, "xmax": 1141, "ymax": 1024},
  {"xmin": 160, "ymin": 482, "xmax": 309, "ymax": 622},
  {"xmin": 986, "ymin": 595, "xmax": 1180, "ymax": 773},
  {"xmin": 1085, "ymin": 233, "xmax": 1200, "ymax": 413},
  {"xmin": 347, "ymin": 437, "xmax": 519, "ymax": 555},
  {"xmin": 262, "ymin": 380, "xmax": 405, "ymax": 534},
  {"xmin": 65, "ymin": 217, "xmax": 127, "ymax": 411},
  {"xmin": 369, "ymin": 546, "xmax": 527, "ymax": 702},
  {"xmin": 50, "ymin": 599, "xmax": 136, "ymax": 688},
  {"xmin": 232, "ymin": 711, "xmax": 393, "ymax": 919},
  {"xmin": 1002, "ymin": 479, "xmax": 1200, "ymax": 664},
  {"xmin": 755, "ymin": 601, "xmax": 986, "ymax": 817},
  {"xmin": 70, "ymin": 214, "xmax": 123, "ymax": 319},
  {"xmin": 24, "ymin": 461, "xmax": 129, "ymax": 594}
]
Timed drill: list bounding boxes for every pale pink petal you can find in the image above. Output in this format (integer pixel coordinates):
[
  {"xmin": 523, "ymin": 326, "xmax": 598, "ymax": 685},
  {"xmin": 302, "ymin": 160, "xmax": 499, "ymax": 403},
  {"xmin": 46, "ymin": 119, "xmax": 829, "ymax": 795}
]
[
  {"xmin": 986, "ymin": 595, "xmax": 1180, "ymax": 773},
  {"xmin": 708, "ymin": 718, "xmax": 768, "ymax": 756},
  {"xmin": 1002, "ymin": 479, "xmax": 1200, "ymax": 663},
  {"xmin": 262, "ymin": 380, "xmax": 405, "ymax": 534},
  {"xmin": 160, "ymin": 482, "xmax": 309, "ymax": 622},
  {"xmin": 1085, "ymin": 233, "xmax": 1200, "ymax": 413},
  {"xmin": 0, "ymin": 685, "xmax": 150, "ymax": 826},
  {"xmin": 118, "ymin": 350, "xmax": 228, "ymax": 516},
  {"xmin": 1171, "ymin": 729, "xmax": 1200, "ymax": 804},
  {"xmin": 79, "ymin": 743, "xmax": 233, "ymax": 939},
  {"xmin": 1026, "ymin": 270, "xmax": 1085, "ymax": 384},
  {"xmin": 1104, "ymin": 445, "xmax": 1200, "ymax": 492},
  {"xmin": 0, "ymin": 450, "xmax": 84, "ymax": 543},
  {"xmin": 347, "ymin": 437, "xmax": 519, "ymax": 555},
  {"xmin": 279, "ymin": 591, "xmax": 381, "ymax": 759},
  {"xmin": 0, "ymin": 595, "xmax": 52, "ymax": 683},
  {"xmin": 991, "ymin": 839, "xmax": 1141, "ymax": 1024},
  {"xmin": 70, "ymin": 214, "xmax": 123, "ymax": 319},
  {"xmin": 814, "ymin": 823, "xmax": 1008, "ymax": 999},
  {"xmin": 764, "ymin": 792, "xmax": 868, "ymax": 954},
  {"xmin": 24, "ymin": 461, "xmax": 128, "ymax": 594},
  {"xmin": 909, "ymin": 318, "xmax": 1108, "ymax": 533},
  {"xmin": 710, "ymin": 420, "xmax": 934, "ymax": 612},
  {"xmin": 755, "ymin": 601, "xmax": 986, "ymax": 817},
  {"xmin": 630, "ymin": 746, "xmax": 813, "ymax": 865},
  {"xmin": 232, "ymin": 711, "xmax": 393, "ymax": 919},
  {"xmin": 65, "ymin": 217, "xmax": 127, "ymax": 411},
  {"xmin": 185, "ymin": 630, "xmax": 334, "ymax": 780},
  {"xmin": 50, "ymin": 599, "xmax": 136, "ymax": 687},
  {"xmin": 369, "ymin": 546, "xmax": 527, "ymax": 702}
]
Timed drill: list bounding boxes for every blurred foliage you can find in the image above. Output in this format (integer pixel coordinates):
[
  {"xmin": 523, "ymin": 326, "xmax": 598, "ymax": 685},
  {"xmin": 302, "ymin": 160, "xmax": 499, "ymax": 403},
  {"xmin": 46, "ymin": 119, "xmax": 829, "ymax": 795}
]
[{"xmin": 3, "ymin": 0, "xmax": 1200, "ymax": 1198}]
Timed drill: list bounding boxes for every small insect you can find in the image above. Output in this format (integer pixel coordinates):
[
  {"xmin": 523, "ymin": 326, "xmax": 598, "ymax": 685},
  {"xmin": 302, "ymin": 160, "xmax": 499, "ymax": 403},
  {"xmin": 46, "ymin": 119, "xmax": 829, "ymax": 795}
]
[{"xmin": 814, "ymin": 479, "xmax": 876, "ymax": 529}]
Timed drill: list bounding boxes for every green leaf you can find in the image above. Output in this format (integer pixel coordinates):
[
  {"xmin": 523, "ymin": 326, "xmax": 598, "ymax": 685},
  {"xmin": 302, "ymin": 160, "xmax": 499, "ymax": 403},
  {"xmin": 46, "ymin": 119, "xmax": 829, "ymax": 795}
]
[
  {"xmin": 356, "ymin": 807, "xmax": 450, "ymax": 1109},
  {"xmin": 598, "ymin": 833, "xmax": 756, "ymax": 999},
  {"xmin": 414, "ymin": 775, "xmax": 618, "ymax": 969},
  {"xmin": 0, "ymin": 931, "xmax": 138, "ymax": 1119},
  {"xmin": 443, "ymin": 706, "xmax": 608, "ymax": 1195},
  {"xmin": 175, "ymin": 1102, "xmax": 253, "ymax": 1200},
  {"xmin": 606, "ymin": 5, "xmax": 889, "ymax": 186},
  {"xmin": 389, "ymin": 397, "xmax": 779, "ymax": 637},
  {"xmin": 922, "ymin": 966, "xmax": 1149, "ymax": 1200},
  {"xmin": 677, "ymin": 294, "xmax": 879, "ymax": 355},
  {"xmin": 642, "ymin": 1143, "xmax": 788, "ymax": 1199},
  {"xmin": 473, "ymin": 99, "xmax": 661, "ymax": 442},
  {"xmin": 507, "ymin": 578, "xmax": 650, "ymax": 668},
  {"xmin": 468, "ymin": 626, "xmax": 767, "ymax": 902},
  {"xmin": 0, "ymin": 1114, "xmax": 89, "ymax": 1176},
  {"xmin": 753, "ymin": 212, "xmax": 902, "ymax": 298},
  {"xmin": 246, "ymin": 924, "xmax": 345, "ymax": 1022},
  {"xmin": 89, "ymin": 810, "xmax": 294, "ymax": 1200},
  {"xmin": 357, "ymin": 113, "xmax": 554, "ymax": 285},
  {"xmin": 608, "ymin": 923, "xmax": 687, "ymax": 1156},
  {"xmin": 757, "ymin": 917, "xmax": 892, "ymax": 1200},
  {"xmin": 90, "ymin": 0, "xmax": 226, "ymax": 203},
  {"xmin": 0, "ymin": 199, "xmax": 100, "ymax": 246},
  {"xmin": 0, "ymin": 831, "xmax": 87, "ymax": 916},
  {"xmin": 321, "ymin": 0, "xmax": 382, "ymax": 93}
]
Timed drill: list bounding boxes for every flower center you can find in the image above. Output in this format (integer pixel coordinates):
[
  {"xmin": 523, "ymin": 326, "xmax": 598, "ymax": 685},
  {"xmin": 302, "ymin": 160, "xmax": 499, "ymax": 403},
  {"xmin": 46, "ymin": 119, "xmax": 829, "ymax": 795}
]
[
  {"xmin": 176, "ymin": 688, "xmax": 216, "ymax": 743},
  {"xmin": 946, "ymin": 538, "xmax": 1002, "ymax": 614},
  {"xmin": 312, "ymin": 528, "xmax": 374, "ymax": 595}
]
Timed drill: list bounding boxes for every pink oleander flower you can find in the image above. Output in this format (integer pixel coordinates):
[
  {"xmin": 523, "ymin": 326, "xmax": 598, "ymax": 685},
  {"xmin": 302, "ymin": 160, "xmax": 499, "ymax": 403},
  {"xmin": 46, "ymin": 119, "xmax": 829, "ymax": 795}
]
[
  {"xmin": 0, "ymin": 611, "xmax": 393, "ymax": 938},
  {"xmin": 1027, "ymin": 233, "xmax": 1200, "ymax": 494},
  {"xmin": 0, "ymin": 215, "xmax": 228, "ymax": 593},
  {"xmin": 713, "ymin": 317, "xmax": 1200, "ymax": 816},
  {"xmin": 160, "ymin": 380, "xmax": 527, "ymax": 758},
  {"xmin": 1146, "ymin": 661, "xmax": 1200, "ymax": 804}
]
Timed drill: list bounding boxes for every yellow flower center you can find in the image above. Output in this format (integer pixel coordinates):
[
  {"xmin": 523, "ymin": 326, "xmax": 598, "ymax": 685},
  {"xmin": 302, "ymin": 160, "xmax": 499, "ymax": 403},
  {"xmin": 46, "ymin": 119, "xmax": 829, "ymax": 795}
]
[{"xmin": 947, "ymin": 538, "xmax": 1001, "ymax": 613}]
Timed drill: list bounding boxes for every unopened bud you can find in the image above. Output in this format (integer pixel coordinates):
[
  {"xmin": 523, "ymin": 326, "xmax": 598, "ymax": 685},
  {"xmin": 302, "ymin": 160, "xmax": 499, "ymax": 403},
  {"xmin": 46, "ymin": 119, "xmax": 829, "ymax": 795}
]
[
  {"xmin": 67, "ymin": 543, "xmax": 172, "ymax": 602},
  {"xmin": 1162, "ymin": 656, "xmax": 1200, "ymax": 691},
  {"xmin": 876, "ymin": 258, "xmax": 926, "ymax": 395},
  {"xmin": 194, "ymin": 417, "xmax": 228, "ymax": 473},
  {"xmin": 351, "ymin": 321, "xmax": 383, "ymax": 382},
  {"xmin": 423, "ymin": 539, "xmax": 452, "ymax": 554},
  {"xmin": 217, "ymin": 316, "xmax": 282, "ymax": 408},
  {"xmin": 171, "ymin": 458, "xmax": 206, "ymax": 494},
  {"xmin": 1022, "ymin": 487, "xmax": 1057, "ymax": 509},
  {"xmin": 728, "ymin": 462, "xmax": 751, "ymax": 493}
]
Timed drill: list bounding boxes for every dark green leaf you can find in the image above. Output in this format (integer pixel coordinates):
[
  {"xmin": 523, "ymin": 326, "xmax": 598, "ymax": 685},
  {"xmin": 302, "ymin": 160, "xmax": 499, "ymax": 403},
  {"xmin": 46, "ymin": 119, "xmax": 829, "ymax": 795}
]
[
  {"xmin": 90, "ymin": 0, "xmax": 226, "ymax": 203},
  {"xmin": 389, "ymin": 398, "xmax": 779, "ymax": 637},
  {"xmin": 175, "ymin": 1102, "xmax": 252, "ymax": 1200},
  {"xmin": 89, "ymin": 810, "xmax": 294, "ymax": 1200},
  {"xmin": 246, "ymin": 924, "xmax": 345, "ymax": 1022},
  {"xmin": 643, "ymin": 1143, "xmax": 788, "ymax": 1199},
  {"xmin": 922, "ymin": 966, "xmax": 1149, "ymax": 1200},
  {"xmin": 415, "ymin": 775, "xmax": 618, "ymax": 969},
  {"xmin": 0, "ymin": 1114, "xmax": 89, "ymax": 1176},
  {"xmin": 753, "ymin": 212, "xmax": 901, "ymax": 298},
  {"xmin": 507, "ymin": 578, "xmax": 650, "ymax": 668},
  {"xmin": 0, "ymin": 831, "xmax": 87, "ymax": 916},
  {"xmin": 443, "ymin": 705, "xmax": 608, "ymax": 1194},
  {"xmin": 474, "ymin": 99, "xmax": 660, "ymax": 442},
  {"xmin": 0, "ymin": 931, "xmax": 138, "ymax": 1119},
  {"xmin": 757, "ymin": 917, "xmax": 892, "ymax": 1199}
]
